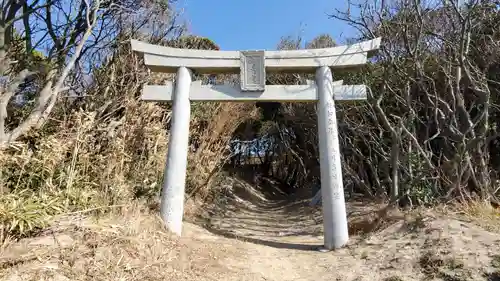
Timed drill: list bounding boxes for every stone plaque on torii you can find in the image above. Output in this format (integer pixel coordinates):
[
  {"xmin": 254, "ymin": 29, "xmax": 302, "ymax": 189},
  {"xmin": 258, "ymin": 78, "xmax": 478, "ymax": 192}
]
[{"xmin": 131, "ymin": 37, "xmax": 382, "ymax": 251}]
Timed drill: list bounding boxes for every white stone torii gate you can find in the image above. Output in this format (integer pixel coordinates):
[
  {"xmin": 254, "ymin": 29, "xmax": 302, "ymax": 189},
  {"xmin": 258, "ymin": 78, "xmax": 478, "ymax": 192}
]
[{"xmin": 131, "ymin": 38, "xmax": 381, "ymax": 251}]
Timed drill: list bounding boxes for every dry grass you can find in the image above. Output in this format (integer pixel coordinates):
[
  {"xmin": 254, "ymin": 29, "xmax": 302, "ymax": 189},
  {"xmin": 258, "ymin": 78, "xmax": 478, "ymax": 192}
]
[
  {"xmin": 0, "ymin": 205, "xmax": 245, "ymax": 281},
  {"xmin": 0, "ymin": 97, "xmax": 168, "ymax": 238},
  {"xmin": 0, "ymin": 45, "xmax": 256, "ymax": 242},
  {"xmin": 492, "ymin": 255, "xmax": 500, "ymax": 268},
  {"xmin": 446, "ymin": 200, "xmax": 500, "ymax": 233},
  {"xmin": 187, "ymin": 101, "xmax": 259, "ymax": 199}
]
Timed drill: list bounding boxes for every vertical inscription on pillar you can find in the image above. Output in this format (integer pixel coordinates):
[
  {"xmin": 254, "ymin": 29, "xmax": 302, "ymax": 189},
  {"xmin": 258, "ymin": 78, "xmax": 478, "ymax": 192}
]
[
  {"xmin": 325, "ymin": 100, "xmax": 341, "ymax": 200},
  {"xmin": 240, "ymin": 50, "xmax": 265, "ymax": 92}
]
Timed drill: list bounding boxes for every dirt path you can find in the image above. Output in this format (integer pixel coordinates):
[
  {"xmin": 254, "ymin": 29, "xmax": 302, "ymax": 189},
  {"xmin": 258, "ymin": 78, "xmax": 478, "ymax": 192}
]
[
  {"xmin": 1, "ymin": 177, "xmax": 500, "ymax": 281},
  {"xmin": 196, "ymin": 177, "xmax": 500, "ymax": 281}
]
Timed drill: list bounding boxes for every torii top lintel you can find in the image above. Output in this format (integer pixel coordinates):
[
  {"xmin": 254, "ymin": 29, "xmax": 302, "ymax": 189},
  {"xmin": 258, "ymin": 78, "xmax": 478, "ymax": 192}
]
[{"xmin": 130, "ymin": 38, "xmax": 382, "ymax": 74}]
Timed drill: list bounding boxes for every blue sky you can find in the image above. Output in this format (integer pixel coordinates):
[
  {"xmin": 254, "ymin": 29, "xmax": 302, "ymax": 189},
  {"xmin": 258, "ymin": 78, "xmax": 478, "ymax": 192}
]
[{"xmin": 176, "ymin": 0, "xmax": 357, "ymax": 51}]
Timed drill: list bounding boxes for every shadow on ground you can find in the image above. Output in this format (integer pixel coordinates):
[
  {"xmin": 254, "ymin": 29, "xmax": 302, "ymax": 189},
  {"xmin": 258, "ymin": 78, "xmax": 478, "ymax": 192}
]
[
  {"xmin": 203, "ymin": 226, "xmax": 322, "ymax": 251},
  {"xmin": 197, "ymin": 173, "xmax": 393, "ymax": 251}
]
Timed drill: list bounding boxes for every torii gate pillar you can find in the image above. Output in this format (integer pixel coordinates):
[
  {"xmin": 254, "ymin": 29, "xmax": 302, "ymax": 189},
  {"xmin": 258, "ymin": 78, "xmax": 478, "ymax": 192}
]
[
  {"xmin": 316, "ymin": 66, "xmax": 348, "ymax": 249},
  {"xmin": 160, "ymin": 66, "xmax": 191, "ymax": 235}
]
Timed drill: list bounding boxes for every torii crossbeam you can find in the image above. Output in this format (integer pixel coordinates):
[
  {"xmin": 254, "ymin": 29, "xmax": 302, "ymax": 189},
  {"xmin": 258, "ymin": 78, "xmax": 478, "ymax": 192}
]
[{"xmin": 131, "ymin": 37, "xmax": 381, "ymax": 251}]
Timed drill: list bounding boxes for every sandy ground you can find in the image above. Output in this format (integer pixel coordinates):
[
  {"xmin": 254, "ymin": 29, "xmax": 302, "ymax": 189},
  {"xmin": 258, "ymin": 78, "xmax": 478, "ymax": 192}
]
[{"xmin": 1, "ymin": 176, "xmax": 500, "ymax": 281}]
